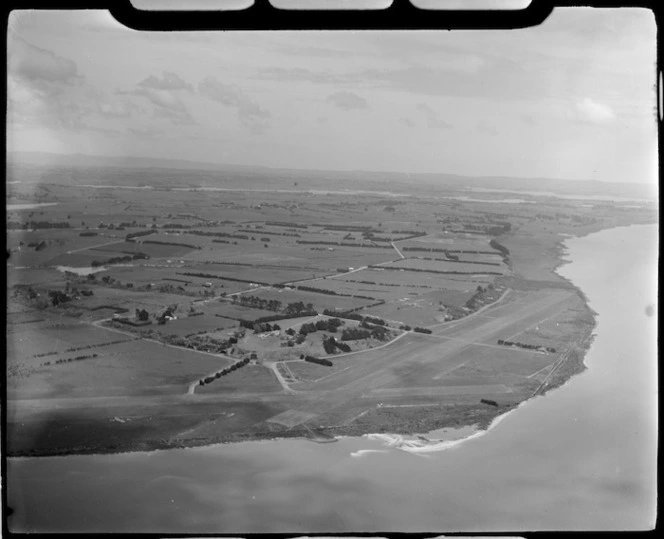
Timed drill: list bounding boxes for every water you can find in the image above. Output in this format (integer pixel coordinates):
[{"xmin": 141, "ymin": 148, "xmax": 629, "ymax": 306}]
[
  {"xmin": 439, "ymin": 195, "xmax": 535, "ymax": 204},
  {"xmin": 468, "ymin": 187, "xmax": 655, "ymax": 204},
  {"xmin": 7, "ymin": 224, "xmax": 657, "ymax": 532},
  {"xmin": 6, "ymin": 202, "xmax": 59, "ymax": 211}
]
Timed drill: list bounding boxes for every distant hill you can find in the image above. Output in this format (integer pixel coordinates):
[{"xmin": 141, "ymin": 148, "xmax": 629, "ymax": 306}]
[{"xmin": 6, "ymin": 151, "xmax": 657, "ymax": 201}]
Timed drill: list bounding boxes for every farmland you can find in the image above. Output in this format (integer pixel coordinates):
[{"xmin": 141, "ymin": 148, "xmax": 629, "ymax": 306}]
[{"xmin": 5, "ymin": 156, "xmax": 657, "ymax": 456}]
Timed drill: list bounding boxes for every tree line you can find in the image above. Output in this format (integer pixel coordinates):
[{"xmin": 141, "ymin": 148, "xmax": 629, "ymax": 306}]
[
  {"xmin": 199, "ymin": 357, "xmax": 251, "ymax": 386},
  {"xmin": 497, "ymin": 339, "xmax": 556, "ymax": 353},
  {"xmin": 7, "ymin": 220, "xmax": 70, "ymax": 230},
  {"xmin": 91, "ymin": 252, "xmax": 149, "ymax": 267}
]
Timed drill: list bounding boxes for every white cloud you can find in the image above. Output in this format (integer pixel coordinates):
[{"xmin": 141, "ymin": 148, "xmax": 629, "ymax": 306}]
[
  {"xmin": 8, "ymin": 37, "xmax": 81, "ymax": 85},
  {"xmin": 138, "ymin": 71, "xmax": 194, "ymax": 93},
  {"xmin": 198, "ymin": 76, "xmax": 271, "ymax": 132},
  {"xmin": 326, "ymin": 91, "xmax": 368, "ymax": 111},
  {"xmin": 576, "ymin": 98, "xmax": 616, "ymax": 124},
  {"xmin": 118, "ymin": 87, "xmax": 196, "ymax": 125},
  {"xmin": 416, "ymin": 103, "xmax": 453, "ymax": 129}
]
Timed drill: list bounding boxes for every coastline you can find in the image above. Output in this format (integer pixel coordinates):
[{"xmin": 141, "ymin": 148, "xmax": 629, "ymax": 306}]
[{"xmin": 4, "ymin": 224, "xmax": 635, "ymax": 458}]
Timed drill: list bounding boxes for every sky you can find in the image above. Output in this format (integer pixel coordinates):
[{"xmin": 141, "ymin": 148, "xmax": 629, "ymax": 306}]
[{"xmin": 6, "ymin": 7, "xmax": 658, "ymax": 184}]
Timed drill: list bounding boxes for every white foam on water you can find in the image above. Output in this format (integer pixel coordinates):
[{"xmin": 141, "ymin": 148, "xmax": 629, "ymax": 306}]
[{"xmin": 350, "ymin": 449, "xmax": 389, "ymax": 458}]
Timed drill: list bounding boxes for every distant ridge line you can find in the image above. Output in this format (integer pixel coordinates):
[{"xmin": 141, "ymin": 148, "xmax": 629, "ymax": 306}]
[{"xmin": 6, "ymin": 150, "xmax": 657, "ymax": 198}]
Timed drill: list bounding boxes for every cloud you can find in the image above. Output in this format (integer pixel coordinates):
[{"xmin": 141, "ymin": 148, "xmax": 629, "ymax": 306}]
[
  {"xmin": 97, "ymin": 99, "xmax": 144, "ymax": 119},
  {"xmin": 575, "ymin": 98, "xmax": 616, "ymax": 124},
  {"xmin": 118, "ymin": 87, "xmax": 196, "ymax": 125},
  {"xmin": 399, "ymin": 117, "xmax": 415, "ymax": 128},
  {"xmin": 198, "ymin": 76, "xmax": 271, "ymax": 132},
  {"xmin": 476, "ymin": 120, "xmax": 498, "ymax": 135},
  {"xmin": 258, "ymin": 67, "xmax": 349, "ymax": 84},
  {"xmin": 8, "ymin": 37, "xmax": 81, "ymax": 85},
  {"xmin": 520, "ymin": 114, "xmax": 536, "ymax": 126},
  {"xmin": 5, "ymin": 41, "xmax": 112, "ymax": 133},
  {"xmin": 138, "ymin": 71, "xmax": 194, "ymax": 93},
  {"xmin": 416, "ymin": 103, "xmax": 453, "ymax": 129},
  {"xmin": 326, "ymin": 91, "xmax": 368, "ymax": 111}
]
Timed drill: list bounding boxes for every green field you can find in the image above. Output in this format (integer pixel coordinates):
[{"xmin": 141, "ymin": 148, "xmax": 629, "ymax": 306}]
[{"xmin": 7, "ymin": 161, "xmax": 640, "ymax": 456}]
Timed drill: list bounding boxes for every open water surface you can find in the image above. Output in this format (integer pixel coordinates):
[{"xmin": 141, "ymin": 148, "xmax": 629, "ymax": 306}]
[{"xmin": 6, "ymin": 224, "xmax": 657, "ymax": 532}]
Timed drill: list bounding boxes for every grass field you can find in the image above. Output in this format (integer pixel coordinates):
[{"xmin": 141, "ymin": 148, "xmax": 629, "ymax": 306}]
[
  {"xmin": 243, "ymin": 287, "xmax": 378, "ymax": 312},
  {"xmin": 194, "ymin": 365, "xmax": 283, "ymax": 395},
  {"xmin": 7, "ymin": 168, "xmax": 629, "ymax": 455},
  {"xmin": 389, "ymin": 257, "xmax": 507, "ymax": 274},
  {"xmin": 7, "ymin": 336, "xmax": 234, "ymax": 400}
]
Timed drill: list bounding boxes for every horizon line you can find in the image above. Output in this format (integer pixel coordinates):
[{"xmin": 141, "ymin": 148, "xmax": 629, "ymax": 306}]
[{"xmin": 6, "ymin": 149, "xmax": 655, "ymax": 187}]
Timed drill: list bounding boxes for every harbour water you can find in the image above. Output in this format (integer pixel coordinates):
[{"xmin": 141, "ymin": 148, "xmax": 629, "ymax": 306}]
[
  {"xmin": 6, "ymin": 224, "xmax": 657, "ymax": 532},
  {"xmin": 6, "ymin": 202, "xmax": 59, "ymax": 211}
]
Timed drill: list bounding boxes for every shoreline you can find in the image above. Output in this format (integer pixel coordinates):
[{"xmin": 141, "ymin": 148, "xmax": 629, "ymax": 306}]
[{"xmin": 6, "ymin": 224, "xmax": 640, "ymax": 459}]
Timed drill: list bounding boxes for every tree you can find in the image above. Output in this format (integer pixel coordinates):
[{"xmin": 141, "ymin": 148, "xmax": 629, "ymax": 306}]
[{"xmin": 136, "ymin": 309, "xmax": 149, "ymax": 321}]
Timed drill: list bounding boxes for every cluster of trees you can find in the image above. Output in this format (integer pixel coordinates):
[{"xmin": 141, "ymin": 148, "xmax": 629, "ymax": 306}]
[
  {"xmin": 323, "ymin": 309, "xmax": 362, "ymax": 321},
  {"xmin": 322, "ymin": 336, "xmax": 351, "ymax": 354},
  {"xmin": 162, "ymin": 333, "xmax": 230, "ymax": 353},
  {"xmin": 199, "ymin": 357, "xmax": 251, "ymax": 386},
  {"xmin": 299, "ymin": 317, "xmax": 344, "ymax": 336},
  {"xmin": 48, "ymin": 290, "xmax": 72, "ymax": 306},
  {"xmin": 317, "ymin": 224, "xmax": 379, "ymax": 232},
  {"xmin": 497, "ymin": 339, "xmax": 556, "ymax": 353},
  {"xmin": 368, "ymin": 265, "xmax": 503, "ymax": 277},
  {"xmin": 364, "ymin": 315, "xmax": 387, "ymax": 326},
  {"xmin": 157, "ymin": 305, "xmax": 177, "ymax": 324},
  {"xmin": 47, "ymin": 353, "xmax": 98, "ymax": 366},
  {"xmin": 233, "ymin": 295, "xmax": 282, "ymax": 312},
  {"xmin": 304, "ymin": 355, "xmax": 333, "ymax": 367},
  {"xmin": 135, "ymin": 309, "xmax": 150, "ymax": 321},
  {"xmin": 239, "ymin": 321, "xmax": 280, "ymax": 333},
  {"xmin": 7, "ymin": 220, "xmax": 70, "ymax": 230},
  {"xmin": 237, "ymin": 310, "xmax": 317, "ymax": 329},
  {"xmin": 26, "ymin": 240, "xmax": 48, "ymax": 251},
  {"xmin": 296, "ymin": 285, "xmax": 339, "ymax": 296},
  {"xmin": 412, "ymin": 327, "xmax": 432, "ymax": 334},
  {"xmin": 34, "ymin": 338, "xmax": 128, "ymax": 359},
  {"xmin": 283, "ymin": 301, "xmax": 315, "ymax": 316},
  {"xmin": 340, "ymin": 321, "xmax": 390, "ymax": 341},
  {"xmin": 179, "ymin": 272, "xmax": 270, "ymax": 286},
  {"xmin": 143, "ymin": 239, "xmax": 200, "ymax": 249},
  {"xmin": 184, "ymin": 230, "xmax": 249, "ymax": 240},
  {"xmin": 486, "ymin": 222, "xmax": 512, "ymax": 235},
  {"xmin": 489, "ymin": 239, "xmax": 510, "ymax": 257},
  {"xmin": 417, "ymin": 256, "xmax": 500, "ymax": 267},
  {"xmin": 265, "ymin": 221, "xmax": 308, "ymax": 229},
  {"xmin": 238, "ymin": 229, "xmax": 301, "ymax": 237},
  {"xmin": 297, "ymin": 240, "xmax": 393, "ymax": 249},
  {"xmin": 125, "ymin": 229, "xmax": 157, "ymax": 240},
  {"xmin": 162, "ymin": 223, "xmax": 194, "ymax": 229},
  {"xmin": 321, "ymin": 310, "xmax": 386, "ymax": 326},
  {"xmin": 232, "ymin": 301, "xmax": 318, "ymax": 329},
  {"xmin": 391, "ymin": 229, "xmax": 424, "ymax": 236},
  {"xmin": 91, "ymin": 252, "xmax": 149, "ymax": 267},
  {"xmin": 464, "ymin": 284, "xmax": 500, "ymax": 311},
  {"xmin": 402, "ymin": 246, "xmax": 496, "ymax": 255}
]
